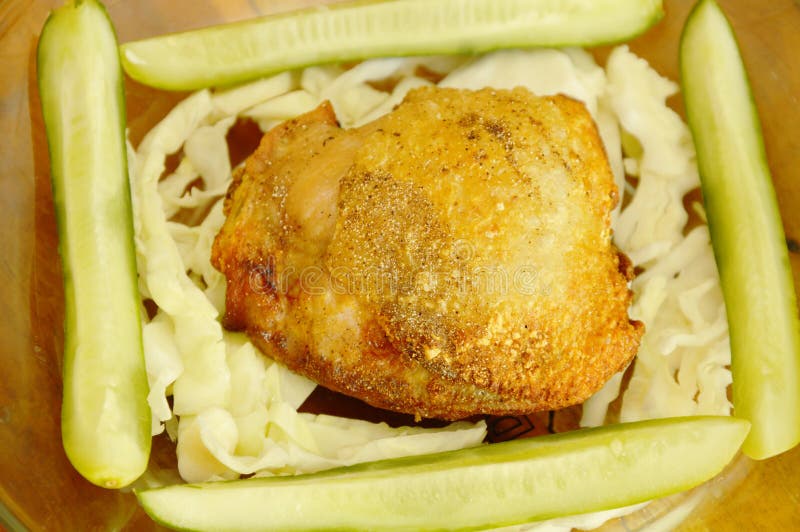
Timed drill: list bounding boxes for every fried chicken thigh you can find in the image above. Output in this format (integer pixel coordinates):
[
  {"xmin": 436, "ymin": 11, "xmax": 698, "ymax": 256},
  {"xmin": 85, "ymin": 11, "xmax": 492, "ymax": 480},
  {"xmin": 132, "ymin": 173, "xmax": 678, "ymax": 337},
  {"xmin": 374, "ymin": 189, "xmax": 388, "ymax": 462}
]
[{"xmin": 212, "ymin": 86, "xmax": 643, "ymax": 420}]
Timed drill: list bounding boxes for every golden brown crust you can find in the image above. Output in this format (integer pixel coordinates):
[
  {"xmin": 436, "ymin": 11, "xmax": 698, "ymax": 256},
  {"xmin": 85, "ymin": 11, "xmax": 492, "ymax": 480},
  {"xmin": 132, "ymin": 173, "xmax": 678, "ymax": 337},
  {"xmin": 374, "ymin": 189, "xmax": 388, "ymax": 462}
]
[{"xmin": 212, "ymin": 86, "xmax": 643, "ymax": 420}]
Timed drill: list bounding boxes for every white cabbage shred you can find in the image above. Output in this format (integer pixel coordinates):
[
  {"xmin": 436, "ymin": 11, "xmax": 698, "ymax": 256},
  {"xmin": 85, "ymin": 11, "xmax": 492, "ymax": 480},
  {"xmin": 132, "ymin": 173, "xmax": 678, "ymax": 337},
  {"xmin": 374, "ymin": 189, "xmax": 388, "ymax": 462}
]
[
  {"xmin": 129, "ymin": 45, "xmax": 730, "ymax": 529},
  {"xmin": 603, "ymin": 46, "xmax": 731, "ymax": 425}
]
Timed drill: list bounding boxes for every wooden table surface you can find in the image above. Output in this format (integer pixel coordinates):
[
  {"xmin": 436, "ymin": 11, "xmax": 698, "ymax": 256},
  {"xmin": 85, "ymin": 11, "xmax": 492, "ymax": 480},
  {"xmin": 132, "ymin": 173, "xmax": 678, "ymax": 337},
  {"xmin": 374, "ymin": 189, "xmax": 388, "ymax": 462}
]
[{"xmin": 0, "ymin": 0, "xmax": 798, "ymax": 529}]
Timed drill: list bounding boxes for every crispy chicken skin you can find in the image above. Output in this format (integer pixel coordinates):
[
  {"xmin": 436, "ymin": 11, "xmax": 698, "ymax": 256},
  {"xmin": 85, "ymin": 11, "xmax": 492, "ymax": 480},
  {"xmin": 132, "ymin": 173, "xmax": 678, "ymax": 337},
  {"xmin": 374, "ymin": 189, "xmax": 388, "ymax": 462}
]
[{"xmin": 212, "ymin": 86, "xmax": 643, "ymax": 420}]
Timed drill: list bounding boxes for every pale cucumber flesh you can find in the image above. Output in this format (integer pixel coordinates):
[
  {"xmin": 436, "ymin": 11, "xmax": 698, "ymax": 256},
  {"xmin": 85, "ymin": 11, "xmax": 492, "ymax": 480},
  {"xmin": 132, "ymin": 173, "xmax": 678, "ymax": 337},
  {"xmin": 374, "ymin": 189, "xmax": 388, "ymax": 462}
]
[
  {"xmin": 680, "ymin": 0, "xmax": 800, "ymax": 460},
  {"xmin": 37, "ymin": 0, "xmax": 151, "ymax": 488},
  {"xmin": 137, "ymin": 416, "xmax": 748, "ymax": 531},
  {"xmin": 121, "ymin": 0, "xmax": 664, "ymax": 90}
]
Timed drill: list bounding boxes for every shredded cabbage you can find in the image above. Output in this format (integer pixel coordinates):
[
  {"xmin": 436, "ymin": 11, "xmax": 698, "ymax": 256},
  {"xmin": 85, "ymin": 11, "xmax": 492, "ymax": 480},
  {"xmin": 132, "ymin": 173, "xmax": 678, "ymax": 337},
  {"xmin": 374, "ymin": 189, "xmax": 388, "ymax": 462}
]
[
  {"xmin": 132, "ymin": 90, "xmax": 231, "ymax": 420},
  {"xmin": 129, "ymin": 46, "xmax": 730, "ymax": 530}
]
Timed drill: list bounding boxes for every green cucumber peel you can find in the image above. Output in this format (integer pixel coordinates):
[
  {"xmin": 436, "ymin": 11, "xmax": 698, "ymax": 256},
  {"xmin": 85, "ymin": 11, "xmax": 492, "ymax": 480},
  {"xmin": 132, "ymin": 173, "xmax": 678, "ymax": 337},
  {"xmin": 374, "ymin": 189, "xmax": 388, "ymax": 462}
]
[
  {"xmin": 137, "ymin": 416, "xmax": 748, "ymax": 531},
  {"xmin": 680, "ymin": 0, "xmax": 800, "ymax": 460},
  {"xmin": 120, "ymin": 0, "xmax": 664, "ymax": 91},
  {"xmin": 37, "ymin": 0, "xmax": 151, "ymax": 488}
]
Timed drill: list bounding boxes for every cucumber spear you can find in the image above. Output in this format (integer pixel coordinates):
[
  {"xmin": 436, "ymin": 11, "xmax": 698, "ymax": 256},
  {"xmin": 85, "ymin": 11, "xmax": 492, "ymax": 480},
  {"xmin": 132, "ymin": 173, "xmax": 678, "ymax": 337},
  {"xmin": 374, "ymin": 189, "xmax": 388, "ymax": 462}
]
[
  {"xmin": 137, "ymin": 416, "xmax": 748, "ymax": 531},
  {"xmin": 37, "ymin": 0, "xmax": 151, "ymax": 487},
  {"xmin": 680, "ymin": 0, "xmax": 800, "ymax": 460},
  {"xmin": 120, "ymin": 0, "xmax": 664, "ymax": 91}
]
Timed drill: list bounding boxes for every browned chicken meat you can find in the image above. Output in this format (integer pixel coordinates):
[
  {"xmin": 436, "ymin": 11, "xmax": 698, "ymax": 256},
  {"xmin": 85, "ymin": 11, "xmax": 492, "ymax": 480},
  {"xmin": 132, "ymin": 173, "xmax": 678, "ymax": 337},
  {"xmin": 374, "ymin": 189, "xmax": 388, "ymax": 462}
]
[{"xmin": 212, "ymin": 86, "xmax": 643, "ymax": 420}]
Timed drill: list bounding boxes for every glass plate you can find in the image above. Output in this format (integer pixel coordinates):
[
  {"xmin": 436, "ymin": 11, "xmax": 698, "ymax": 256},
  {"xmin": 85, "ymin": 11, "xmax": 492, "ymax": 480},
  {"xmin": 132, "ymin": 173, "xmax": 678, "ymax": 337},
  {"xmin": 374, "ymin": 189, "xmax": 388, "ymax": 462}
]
[{"xmin": 1, "ymin": 0, "xmax": 798, "ymax": 529}]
